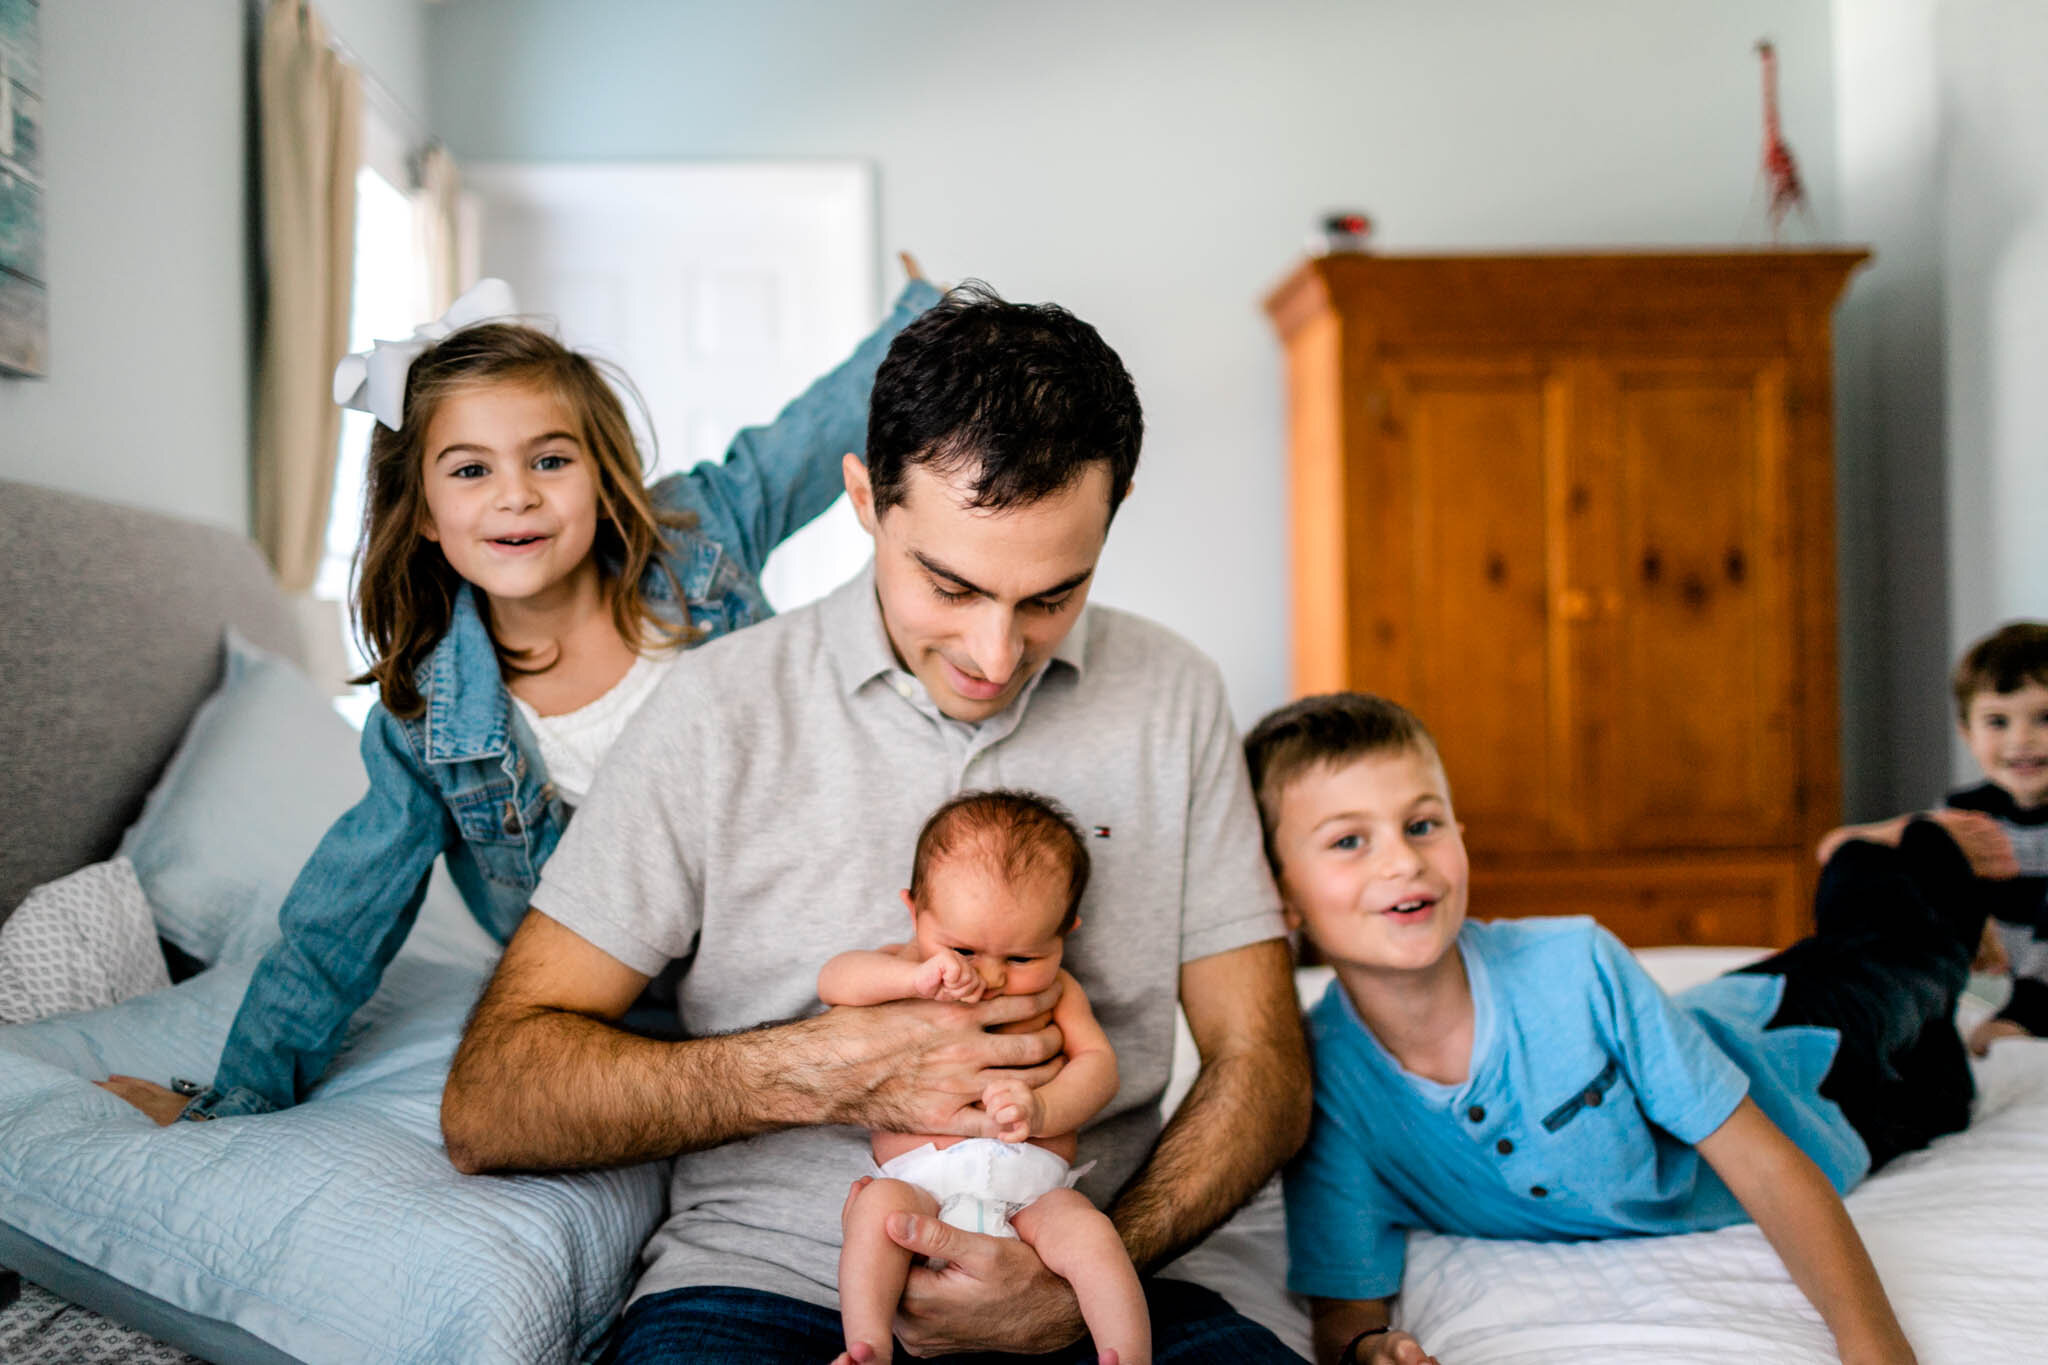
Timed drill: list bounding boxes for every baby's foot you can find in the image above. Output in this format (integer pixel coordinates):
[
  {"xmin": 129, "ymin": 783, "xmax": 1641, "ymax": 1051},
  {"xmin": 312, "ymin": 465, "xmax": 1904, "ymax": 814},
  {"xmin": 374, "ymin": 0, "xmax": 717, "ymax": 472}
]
[
  {"xmin": 832, "ymin": 1342, "xmax": 881, "ymax": 1365},
  {"xmin": 1099, "ymin": 1352, "xmax": 1119, "ymax": 1365},
  {"xmin": 1925, "ymin": 809, "xmax": 2020, "ymax": 879}
]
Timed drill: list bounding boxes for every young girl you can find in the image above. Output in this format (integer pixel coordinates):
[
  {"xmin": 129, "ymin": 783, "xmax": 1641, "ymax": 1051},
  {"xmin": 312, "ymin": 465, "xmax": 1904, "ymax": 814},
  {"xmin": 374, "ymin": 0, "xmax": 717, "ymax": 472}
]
[{"xmin": 100, "ymin": 272, "xmax": 937, "ymax": 1123}]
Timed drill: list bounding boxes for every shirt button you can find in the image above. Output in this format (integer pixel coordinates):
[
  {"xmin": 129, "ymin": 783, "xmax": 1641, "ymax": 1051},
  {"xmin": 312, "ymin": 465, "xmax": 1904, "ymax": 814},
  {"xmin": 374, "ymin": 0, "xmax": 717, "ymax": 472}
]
[
  {"xmin": 1467, "ymin": 1105, "xmax": 1485, "ymax": 1123},
  {"xmin": 1496, "ymin": 1139, "xmax": 1514, "ymax": 1155},
  {"xmin": 1530, "ymin": 1185, "xmax": 1549, "ymax": 1198}
]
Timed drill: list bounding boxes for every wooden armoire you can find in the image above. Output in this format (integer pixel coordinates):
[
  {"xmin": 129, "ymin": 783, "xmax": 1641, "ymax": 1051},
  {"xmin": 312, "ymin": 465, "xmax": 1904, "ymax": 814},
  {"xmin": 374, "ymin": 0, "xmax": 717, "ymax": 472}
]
[{"xmin": 1265, "ymin": 251, "xmax": 1867, "ymax": 948}]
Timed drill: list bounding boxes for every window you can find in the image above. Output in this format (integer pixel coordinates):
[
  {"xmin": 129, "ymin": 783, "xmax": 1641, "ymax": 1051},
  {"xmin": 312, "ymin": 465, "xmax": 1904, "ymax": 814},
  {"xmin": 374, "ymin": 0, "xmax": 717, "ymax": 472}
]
[{"xmin": 315, "ymin": 107, "xmax": 430, "ymax": 727}]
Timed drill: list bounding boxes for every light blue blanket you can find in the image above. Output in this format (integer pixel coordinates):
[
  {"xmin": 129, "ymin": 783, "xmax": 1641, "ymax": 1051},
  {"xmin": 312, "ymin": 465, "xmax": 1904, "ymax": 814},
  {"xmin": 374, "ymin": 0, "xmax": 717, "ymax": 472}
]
[{"xmin": 0, "ymin": 954, "xmax": 666, "ymax": 1364}]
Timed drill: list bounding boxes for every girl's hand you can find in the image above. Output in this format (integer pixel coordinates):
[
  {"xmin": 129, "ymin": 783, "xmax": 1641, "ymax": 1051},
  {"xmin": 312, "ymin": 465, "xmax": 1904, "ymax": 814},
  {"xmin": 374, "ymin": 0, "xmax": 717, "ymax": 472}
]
[
  {"xmin": 915, "ymin": 952, "xmax": 985, "ymax": 1003},
  {"xmin": 981, "ymin": 1076, "xmax": 1041, "ymax": 1143},
  {"xmin": 1969, "ymin": 1017, "xmax": 2030, "ymax": 1056},
  {"xmin": 95, "ymin": 1075, "xmax": 192, "ymax": 1126}
]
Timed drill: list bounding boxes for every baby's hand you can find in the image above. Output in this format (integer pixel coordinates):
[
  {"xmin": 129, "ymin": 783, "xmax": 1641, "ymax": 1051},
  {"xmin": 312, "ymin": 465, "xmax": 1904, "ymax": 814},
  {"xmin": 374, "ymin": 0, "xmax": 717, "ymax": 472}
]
[
  {"xmin": 981, "ymin": 1076, "xmax": 1042, "ymax": 1143},
  {"xmin": 914, "ymin": 951, "xmax": 984, "ymax": 1003}
]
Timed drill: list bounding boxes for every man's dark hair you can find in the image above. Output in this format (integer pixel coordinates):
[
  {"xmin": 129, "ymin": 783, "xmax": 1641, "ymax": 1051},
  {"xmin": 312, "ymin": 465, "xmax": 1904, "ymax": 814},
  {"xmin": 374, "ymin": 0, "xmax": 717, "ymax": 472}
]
[
  {"xmin": 1953, "ymin": 621, "xmax": 2048, "ymax": 720},
  {"xmin": 865, "ymin": 282, "xmax": 1142, "ymax": 518},
  {"xmin": 909, "ymin": 788, "xmax": 1092, "ymax": 933},
  {"xmin": 1242, "ymin": 692, "xmax": 1443, "ymax": 869}
]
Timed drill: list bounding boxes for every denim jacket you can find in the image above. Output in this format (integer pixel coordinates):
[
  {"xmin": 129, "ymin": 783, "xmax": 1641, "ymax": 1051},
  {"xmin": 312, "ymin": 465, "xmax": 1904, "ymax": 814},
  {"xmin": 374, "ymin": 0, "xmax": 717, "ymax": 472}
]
[{"xmin": 187, "ymin": 280, "xmax": 939, "ymax": 1119}]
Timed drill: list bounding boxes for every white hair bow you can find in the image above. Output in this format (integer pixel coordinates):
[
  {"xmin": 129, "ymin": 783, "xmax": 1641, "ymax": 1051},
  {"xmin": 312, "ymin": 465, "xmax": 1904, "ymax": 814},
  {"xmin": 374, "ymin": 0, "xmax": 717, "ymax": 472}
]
[{"xmin": 331, "ymin": 277, "xmax": 520, "ymax": 431}]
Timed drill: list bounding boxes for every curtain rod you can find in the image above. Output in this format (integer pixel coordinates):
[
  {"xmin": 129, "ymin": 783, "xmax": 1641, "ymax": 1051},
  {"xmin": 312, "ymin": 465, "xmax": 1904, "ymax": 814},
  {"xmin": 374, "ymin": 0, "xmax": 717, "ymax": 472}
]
[{"xmin": 309, "ymin": 4, "xmax": 436, "ymax": 151}]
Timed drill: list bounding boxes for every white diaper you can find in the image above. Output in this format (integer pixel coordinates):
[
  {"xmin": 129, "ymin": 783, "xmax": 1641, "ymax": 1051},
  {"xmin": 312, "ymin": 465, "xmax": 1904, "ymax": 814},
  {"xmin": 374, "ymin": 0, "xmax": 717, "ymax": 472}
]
[{"xmin": 872, "ymin": 1138, "xmax": 1085, "ymax": 1239}]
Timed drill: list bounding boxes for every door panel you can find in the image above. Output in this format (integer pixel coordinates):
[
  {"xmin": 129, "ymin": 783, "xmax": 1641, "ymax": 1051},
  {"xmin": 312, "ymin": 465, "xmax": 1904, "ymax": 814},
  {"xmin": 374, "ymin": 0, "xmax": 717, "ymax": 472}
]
[
  {"xmin": 1389, "ymin": 362, "xmax": 1570, "ymax": 853},
  {"xmin": 1599, "ymin": 360, "xmax": 1796, "ymax": 846}
]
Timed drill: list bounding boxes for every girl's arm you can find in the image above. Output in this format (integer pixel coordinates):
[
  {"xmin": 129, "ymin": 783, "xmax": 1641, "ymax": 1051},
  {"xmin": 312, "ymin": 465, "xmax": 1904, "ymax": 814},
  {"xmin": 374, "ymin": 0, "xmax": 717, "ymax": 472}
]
[
  {"xmin": 183, "ymin": 708, "xmax": 452, "ymax": 1119},
  {"xmin": 1308, "ymin": 1298, "xmax": 1438, "ymax": 1365},
  {"xmin": 665, "ymin": 278, "xmax": 942, "ymax": 578},
  {"xmin": 1696, "ymin": 1096, "xmax": 1915, "ymax": 1365},
  {"xmin": 983, "ymin": 970, "xmax": 1118, "ymax": 1141}
]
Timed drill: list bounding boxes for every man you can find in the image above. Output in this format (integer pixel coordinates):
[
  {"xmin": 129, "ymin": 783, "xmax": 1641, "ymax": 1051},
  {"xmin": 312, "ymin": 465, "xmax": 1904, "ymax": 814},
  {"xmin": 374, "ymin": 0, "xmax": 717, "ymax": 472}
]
[{"xmin": 442, "ymin": 285, "xmax": 1310, "ymax": 1362}]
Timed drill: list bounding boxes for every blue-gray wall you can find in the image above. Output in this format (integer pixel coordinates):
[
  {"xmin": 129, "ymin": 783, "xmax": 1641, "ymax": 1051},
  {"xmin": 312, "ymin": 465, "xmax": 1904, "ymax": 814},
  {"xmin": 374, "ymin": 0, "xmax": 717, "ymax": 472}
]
[{"xmin": 425, "ymin": 0, "xmax": 1846, "ymax": 748}]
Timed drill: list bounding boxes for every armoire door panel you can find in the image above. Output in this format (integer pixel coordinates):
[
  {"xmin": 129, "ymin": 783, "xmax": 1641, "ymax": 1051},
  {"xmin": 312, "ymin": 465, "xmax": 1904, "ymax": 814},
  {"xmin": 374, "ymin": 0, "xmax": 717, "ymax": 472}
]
[
  {"xmin": 1391, "ymin": 363, "xmax": 1569, "ymax": 853},
  {"xmin": 1601, "ymin": 360, "xmax": 1797, "ymax": 847}
]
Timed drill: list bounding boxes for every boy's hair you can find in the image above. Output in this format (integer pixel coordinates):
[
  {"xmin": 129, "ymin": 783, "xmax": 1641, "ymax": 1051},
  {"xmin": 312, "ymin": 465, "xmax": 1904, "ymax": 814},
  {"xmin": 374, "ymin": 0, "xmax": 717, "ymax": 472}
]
[
  {"xmin": 352, "ymin": 322, "xmax": 694, "ymax": 719},
  {"xmin": 865, "ymin": 281, "xmax": 1143, "ymax": 520},
  {"xmin": 1953, "ymin": 621, "xmax": 2048, "ymax": 721},
  {"xmin": 1242, "ymin": 692, "xmax": 1442, "ymax": 867},
  {"xmin": 909, "ymin": 789, "xmax": 1092, "ymax": 933}
]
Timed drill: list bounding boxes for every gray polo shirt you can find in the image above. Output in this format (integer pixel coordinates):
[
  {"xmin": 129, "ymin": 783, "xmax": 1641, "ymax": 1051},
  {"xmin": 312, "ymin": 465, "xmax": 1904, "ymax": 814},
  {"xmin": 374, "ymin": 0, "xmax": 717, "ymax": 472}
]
[{"xmin": 531, "ymin": 566, "xmax": 1286, "ymax": 1309}]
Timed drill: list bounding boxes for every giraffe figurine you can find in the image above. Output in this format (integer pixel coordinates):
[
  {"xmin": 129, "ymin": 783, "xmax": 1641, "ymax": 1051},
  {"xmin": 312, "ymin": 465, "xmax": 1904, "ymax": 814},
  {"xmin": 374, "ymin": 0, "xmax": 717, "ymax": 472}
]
[{"xmin": 1755, "ymin": 39, "xmax": 1810, "ymax": 244}]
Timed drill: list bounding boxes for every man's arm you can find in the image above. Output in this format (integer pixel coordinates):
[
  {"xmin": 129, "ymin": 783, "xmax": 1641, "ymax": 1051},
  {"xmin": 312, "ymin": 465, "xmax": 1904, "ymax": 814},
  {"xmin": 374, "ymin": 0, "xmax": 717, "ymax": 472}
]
[
  {"xmin": 1110, "ymin": 936, "xmax": 1311, "ymax": 1272},
  {"xmin": 1696, "ymin": 1097, "xmax": 1915, "ymax": 1365},
  {"xmin": 441, "ymin": 910, "xmax": 1065, "ymax": 1174}
]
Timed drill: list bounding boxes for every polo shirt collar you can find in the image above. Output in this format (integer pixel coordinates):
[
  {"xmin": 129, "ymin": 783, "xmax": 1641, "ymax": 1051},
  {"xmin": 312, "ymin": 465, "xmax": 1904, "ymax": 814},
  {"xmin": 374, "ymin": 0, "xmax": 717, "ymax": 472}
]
[{"xmin": 822, "ymin": 561, "xmax": 1091, "ymax": 702}]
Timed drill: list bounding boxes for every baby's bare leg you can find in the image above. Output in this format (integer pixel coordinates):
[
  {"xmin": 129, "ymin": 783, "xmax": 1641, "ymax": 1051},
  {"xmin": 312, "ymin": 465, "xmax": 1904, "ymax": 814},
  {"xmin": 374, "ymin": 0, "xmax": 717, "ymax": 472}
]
[
  {"xmin": 838, "ymin": 1177, "xmax": 938, "ymax": 1365},
  {"xmin": 1009, "ymin": 1187, "xmax": 1151, "ymax": 1365}
]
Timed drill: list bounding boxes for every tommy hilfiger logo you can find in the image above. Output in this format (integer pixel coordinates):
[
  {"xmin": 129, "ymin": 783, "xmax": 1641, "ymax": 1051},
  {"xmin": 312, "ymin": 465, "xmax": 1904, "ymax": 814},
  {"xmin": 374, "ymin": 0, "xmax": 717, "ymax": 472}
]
[{"xmin": 1092, "ymin": 826, "xmax": 1111, "ymax": 839}]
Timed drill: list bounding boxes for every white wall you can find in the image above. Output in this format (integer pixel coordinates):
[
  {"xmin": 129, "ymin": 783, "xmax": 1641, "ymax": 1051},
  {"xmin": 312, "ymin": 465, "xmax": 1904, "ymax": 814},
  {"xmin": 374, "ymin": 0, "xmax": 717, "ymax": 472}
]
[
  {"xmin": 0, "ymin": 0, "xmax": 437, "ymax": 536},
  {"xmin": 424, "ymin": 0, "xmax": 1843, "ymax": 731},
  {"xmin": 1832, "ymin": 0, "xmax": 1949, "ymax": 814},
  {"xmin": 0, "ymin": 1, "xmax": 252, "ymax": 530},
  {"xmin": 1939, "ymin": 0, "xmax": 2048, "ymax": 781}
]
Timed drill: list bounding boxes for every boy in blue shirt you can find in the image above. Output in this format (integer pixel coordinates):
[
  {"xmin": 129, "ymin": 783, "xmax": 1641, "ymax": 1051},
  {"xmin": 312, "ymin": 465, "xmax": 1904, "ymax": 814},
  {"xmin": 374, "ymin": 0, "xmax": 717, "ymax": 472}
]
[{"xmin": 1245, "ymin": 692, "xmax": 2009, "ymax": 1365}]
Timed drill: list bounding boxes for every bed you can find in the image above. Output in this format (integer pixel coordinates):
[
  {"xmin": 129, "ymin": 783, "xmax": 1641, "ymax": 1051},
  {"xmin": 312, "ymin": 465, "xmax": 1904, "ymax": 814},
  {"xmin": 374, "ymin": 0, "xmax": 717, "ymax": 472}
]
[{"xmin": 4, "ymin": 477, "xmax": 2046, "ymax": 1364}]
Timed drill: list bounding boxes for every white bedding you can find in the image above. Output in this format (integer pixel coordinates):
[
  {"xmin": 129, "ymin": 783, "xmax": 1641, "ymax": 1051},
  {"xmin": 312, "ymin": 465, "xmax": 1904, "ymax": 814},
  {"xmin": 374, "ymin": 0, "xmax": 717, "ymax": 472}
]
[{"xmin": 1170, "ymin": 951, "xmax": 2048, "ymax": 1363}]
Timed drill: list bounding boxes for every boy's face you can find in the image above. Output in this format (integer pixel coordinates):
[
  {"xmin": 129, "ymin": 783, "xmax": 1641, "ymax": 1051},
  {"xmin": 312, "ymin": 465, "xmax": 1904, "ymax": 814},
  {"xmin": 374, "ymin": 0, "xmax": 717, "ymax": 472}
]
[
  {"xmin": 845, "ymin": 455, "xmax": 1109, "ymax": 724},
  {"xmin": 1962, "ymin": 679, "xmax": 2048, "ymax": 808},
  {"xmin": 1270, "ymin": 746, "xmax": 1470, "ymax": 978},
  {"xmin": 905, "ymin": 853, "xmax": 1068, "ymax": 998}
]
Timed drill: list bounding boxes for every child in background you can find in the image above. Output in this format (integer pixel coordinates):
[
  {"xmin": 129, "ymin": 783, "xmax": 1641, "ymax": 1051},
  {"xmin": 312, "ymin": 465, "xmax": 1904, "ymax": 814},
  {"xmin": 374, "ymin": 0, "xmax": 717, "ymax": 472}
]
[
  {"xmin": 1247, "ymin": 692, "xmax": 2003, "ymax": 1365},
  {"xmin": 99, "ymin": 272, "xmax": 937, "ymax": 1123},
  {"xmin": 1820, "ymin": 620, "xmax": 2047, "ymax": 1054},
  {"xmin": 819, "ymin": 789, "xmax": 1148, "ymax": 1365}
]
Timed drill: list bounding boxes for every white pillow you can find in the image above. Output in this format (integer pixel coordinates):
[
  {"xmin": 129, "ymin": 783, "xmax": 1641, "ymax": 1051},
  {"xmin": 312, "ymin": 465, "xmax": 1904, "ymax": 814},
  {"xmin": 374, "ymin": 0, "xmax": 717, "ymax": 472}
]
[{"xmin": 0, "ymin": 858, "xmax": 169, "ymax": 1025}]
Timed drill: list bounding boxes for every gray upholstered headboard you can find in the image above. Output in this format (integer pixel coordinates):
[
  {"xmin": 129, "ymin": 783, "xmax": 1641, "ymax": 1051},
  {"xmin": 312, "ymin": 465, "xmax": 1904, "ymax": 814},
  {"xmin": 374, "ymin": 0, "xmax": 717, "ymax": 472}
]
[{"xmin": 0, "ymin": 479, "xmax": 305, "ymax": 922}]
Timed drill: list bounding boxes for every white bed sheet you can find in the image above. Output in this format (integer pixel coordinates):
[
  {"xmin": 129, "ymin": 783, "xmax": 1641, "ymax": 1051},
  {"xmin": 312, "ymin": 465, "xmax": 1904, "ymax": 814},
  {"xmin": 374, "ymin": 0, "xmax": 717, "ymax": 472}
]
[{"xmin": 1166, "ymin": 950, "xmax": 2048, "ymax": 1363}]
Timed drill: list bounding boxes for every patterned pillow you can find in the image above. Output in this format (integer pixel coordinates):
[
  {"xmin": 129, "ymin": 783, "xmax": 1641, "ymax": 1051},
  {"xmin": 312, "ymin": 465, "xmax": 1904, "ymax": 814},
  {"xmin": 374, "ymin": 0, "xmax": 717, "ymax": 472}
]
[{"xmin": 0, "ymin": 858, "xmax": 169, "ymax": 1025}]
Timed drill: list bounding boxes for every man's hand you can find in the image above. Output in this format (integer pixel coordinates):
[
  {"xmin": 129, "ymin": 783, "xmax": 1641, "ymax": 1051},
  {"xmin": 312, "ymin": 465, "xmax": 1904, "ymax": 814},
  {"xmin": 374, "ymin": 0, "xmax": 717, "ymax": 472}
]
[
  {"xmin": 821, "ymin": 985, "xmax": 1066, "ymax": 1138},
  {"xmin": 889, "ymin": 1211, "xmax": 1084, "ymax": 1355},
  {"xmin": 1969, "ymin": 1017, "xmax": 2031, "ymax": 1056},
  {"xmin": 95, "ymin": 1076, "xmax": 192, "ymax": 1125},
  {"xmin": 914, "ymin": 951, "xmax": 985, "ymax": 1004},
  {"xmin": 980, "ymin": 1075, "xmax": 1042, "ymax": 1143}
]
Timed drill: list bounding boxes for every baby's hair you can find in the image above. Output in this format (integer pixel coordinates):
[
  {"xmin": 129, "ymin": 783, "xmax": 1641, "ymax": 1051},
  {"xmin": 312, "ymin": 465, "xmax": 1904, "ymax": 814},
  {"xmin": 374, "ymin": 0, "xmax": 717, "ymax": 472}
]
[
  {"xmin": 1952, "ymin": 621, "xmax": 2048, "ymax": 721},
  {"xmin": 909, "ymin": 789, "xmax": 1092, "ymax": 933},
  {"xmin": 1242, "ymin": 692, "xmax": 1442, "ymax": 868},
  {"xmin": 351, "ymin": 322, "xmax": 697, "ymax": 718}
]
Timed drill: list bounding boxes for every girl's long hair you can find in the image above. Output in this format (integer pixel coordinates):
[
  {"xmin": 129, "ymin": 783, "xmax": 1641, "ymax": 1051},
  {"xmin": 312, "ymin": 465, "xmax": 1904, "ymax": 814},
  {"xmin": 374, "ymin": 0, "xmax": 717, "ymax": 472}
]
[{"xmin": 351, "ymin": 323, "xmax": 697, "ymax": 719}]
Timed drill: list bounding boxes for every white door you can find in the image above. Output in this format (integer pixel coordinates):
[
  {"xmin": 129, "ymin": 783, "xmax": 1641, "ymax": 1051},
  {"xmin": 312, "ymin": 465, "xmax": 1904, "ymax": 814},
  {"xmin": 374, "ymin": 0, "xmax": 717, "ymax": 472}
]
[{"xmin": 466, "ymin": 161, "xmax": 879, "ymax": 610}]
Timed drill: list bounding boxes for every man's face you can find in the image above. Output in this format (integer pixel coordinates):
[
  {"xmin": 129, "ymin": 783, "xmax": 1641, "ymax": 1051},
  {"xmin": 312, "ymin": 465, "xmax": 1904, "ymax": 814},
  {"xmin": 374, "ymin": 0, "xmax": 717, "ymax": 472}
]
[{"xmin": 846, "ymin": 455, "xmax": 1111, "ymax": 724}]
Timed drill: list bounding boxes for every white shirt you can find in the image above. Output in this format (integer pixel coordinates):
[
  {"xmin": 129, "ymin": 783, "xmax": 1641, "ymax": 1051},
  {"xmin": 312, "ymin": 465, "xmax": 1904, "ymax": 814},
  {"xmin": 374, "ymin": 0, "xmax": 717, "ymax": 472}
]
[{"xmin": 510, "ymin": 650, "xmax": 678, "ymax": 805}]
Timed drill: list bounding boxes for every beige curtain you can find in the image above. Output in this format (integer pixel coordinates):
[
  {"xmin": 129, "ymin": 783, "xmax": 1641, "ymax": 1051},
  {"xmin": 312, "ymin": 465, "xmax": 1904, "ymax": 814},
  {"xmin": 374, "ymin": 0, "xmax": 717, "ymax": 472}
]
[
  {"xmin": 254, "ymin": 0, "xmax": 361, "ymax": 593},
  {"xmin": 415, "ymin": 142, "xmax": 463, "ymax": 316}
]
